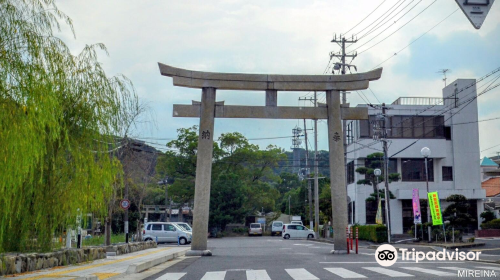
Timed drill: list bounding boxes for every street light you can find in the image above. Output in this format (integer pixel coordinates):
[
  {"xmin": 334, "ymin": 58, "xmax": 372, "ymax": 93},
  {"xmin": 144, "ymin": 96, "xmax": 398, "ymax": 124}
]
[{"xmin": 421, "ymin": 147, "xmax": 432, "ymax": 242}]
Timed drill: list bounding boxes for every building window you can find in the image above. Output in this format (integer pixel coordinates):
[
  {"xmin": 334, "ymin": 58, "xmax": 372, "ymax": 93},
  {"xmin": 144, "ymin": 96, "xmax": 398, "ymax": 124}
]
[
  {"xmin": 444, "ymin": 126, "xmax": 452, "ymax": 140},
  {"xmin": 364, "ymin": 158, "xmax": 397, "ymax": 174},
  {"xmin": 347, "ymin": 161, "xmax": 355, "ymax": 184},
  {"xmin": 401, "ymin": 158, "xmax": 434, "ymax": 181},
  {"xmin": 359, "ymin": 115, "xmax": 445, "ymax": 139},
  {"xmin": 442, "ymin": 166, "xmax": 453, "ymax": 181}
]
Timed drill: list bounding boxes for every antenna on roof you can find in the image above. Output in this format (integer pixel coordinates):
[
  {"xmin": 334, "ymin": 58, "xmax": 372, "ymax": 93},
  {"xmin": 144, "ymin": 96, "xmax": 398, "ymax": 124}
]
[{"xmin": 437, "ymin": 69, "xmax": 451, "ymax": 87}]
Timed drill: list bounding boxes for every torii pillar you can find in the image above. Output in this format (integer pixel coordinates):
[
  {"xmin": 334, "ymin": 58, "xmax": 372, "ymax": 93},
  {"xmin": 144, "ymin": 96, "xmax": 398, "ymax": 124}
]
[{"xmin": 158, "ymin": 63, "xmax": 383, "ymax": 256}]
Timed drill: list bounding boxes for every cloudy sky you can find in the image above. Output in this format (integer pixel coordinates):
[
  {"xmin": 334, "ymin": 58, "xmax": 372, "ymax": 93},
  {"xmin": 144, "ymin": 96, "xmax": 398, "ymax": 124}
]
[{"xmin": 56, "ymin": 0, "xmax": 500, "ymax": 157}]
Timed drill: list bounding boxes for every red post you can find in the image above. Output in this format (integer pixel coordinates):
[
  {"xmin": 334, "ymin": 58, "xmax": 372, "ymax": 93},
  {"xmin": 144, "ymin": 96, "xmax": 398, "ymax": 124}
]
[
  {"xmin": 350, "ymin": 228, "xmax": 353, "ymax": 250},
  {"xmin": 355, "ymin": 227, "xmax": 359, "ymax": 254},
  {"xmin": 346, "ymin": 227, "xmax": 350, "ymax": 254}
]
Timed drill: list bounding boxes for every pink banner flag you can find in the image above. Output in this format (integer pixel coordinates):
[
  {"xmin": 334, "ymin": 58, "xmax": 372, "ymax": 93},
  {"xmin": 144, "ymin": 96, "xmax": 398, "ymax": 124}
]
[{"xmin": 412, "ymin": 189, "xmax": 422, "ymax": 224}]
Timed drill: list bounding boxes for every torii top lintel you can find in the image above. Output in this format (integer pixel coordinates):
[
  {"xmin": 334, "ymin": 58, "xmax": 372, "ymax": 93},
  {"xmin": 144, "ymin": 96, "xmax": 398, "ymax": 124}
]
[{"xmin": 158, "ymin": 63, "xmax": 382, "ymax": 91}]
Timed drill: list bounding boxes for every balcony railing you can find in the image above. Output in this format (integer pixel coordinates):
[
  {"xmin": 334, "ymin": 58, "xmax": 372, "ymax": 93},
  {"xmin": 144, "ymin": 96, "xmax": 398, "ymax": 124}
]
[{"xmin": 392, "ymin": 97, "xmax": 444, "ymax": 106}]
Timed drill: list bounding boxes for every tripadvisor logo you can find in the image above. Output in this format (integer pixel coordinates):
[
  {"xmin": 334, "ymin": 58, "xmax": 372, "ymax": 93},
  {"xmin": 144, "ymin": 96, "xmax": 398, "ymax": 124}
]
[
  {"xmin": 375, "ymin": 244, "xmax": 482, "ymax": 267},
  {"xmin": 375, "ymin": 244, "xmax": 398, "ymax": 267}
]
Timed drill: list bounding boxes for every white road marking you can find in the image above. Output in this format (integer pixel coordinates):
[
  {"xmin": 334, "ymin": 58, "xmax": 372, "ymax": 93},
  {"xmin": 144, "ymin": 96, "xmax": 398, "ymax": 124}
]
[
  {"xmin": 401, "ymin": 267, "xmax": 456, "ymax": 276},
  {"xmin": 363, "ymin": 267, "xmax": 414, "ymax": 277},
  {"xmin": 324, "ymin": 268, "xmax": 367, "ymax": 278},
  {"xmin": 279, "ymin": 248, "xmax": 292, "ymax": 250},
  {"xmin": 476, "ymin": 266, "xmax": 500, "ymax": 270},
  {"xmin": 285, "ymin": 268, "xmax": 319, "ymax": 280},
  {"xmin": 438, "ymin": 267, "xmax": 465, "ymax": 271},
  {"xmin": 200, "ymin": 271, "xmax": 226, "ymax": 280},
  {"xmin": 293, "ymin": 244, "xmax": 313, "ymax": 246},
  {"xmin": 246, "ymin": 269, "xmax": 272, "ymax": 280},
  {"xmin": 310, "ymin": 247, "xmax": 323, "ymax": 249},
  {"xmin": 155, "ymin": 273, "xmax": 186, "ymax": 280}
]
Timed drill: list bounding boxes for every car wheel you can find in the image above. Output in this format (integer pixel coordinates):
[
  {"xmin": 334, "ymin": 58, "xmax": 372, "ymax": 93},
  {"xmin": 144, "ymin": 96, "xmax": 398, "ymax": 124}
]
[
  {"xmin": 145, "ymin": 238, "xmax": 152, "ymax": 242},
  {"xmin": 284, "ymin": 234, "xmax": 290, "ymax": 239},
  {"xmin": 307, "ymin": 234, "xmax": 314, "ymax": 239},
  {"xmin": 179, "ymin": 237, "xmax": 187, "ymax": 245}
]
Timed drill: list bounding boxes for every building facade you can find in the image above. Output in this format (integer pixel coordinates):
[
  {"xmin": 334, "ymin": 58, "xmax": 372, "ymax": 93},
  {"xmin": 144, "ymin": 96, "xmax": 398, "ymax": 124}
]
[{"xmin": 346, "ymin": 79, "xmax": 486, "ymax": 234}]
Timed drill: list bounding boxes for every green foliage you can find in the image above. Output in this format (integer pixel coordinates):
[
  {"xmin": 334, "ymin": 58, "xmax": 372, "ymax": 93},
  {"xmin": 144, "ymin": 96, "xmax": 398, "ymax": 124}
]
[
  {"xmin": 481, "ymin": 219, "xmax": 500, "ymax": 229},
  {"xmin": 209, "ymin": 173, "xmax": 247, "ymax": 231},
  {"xmin": 366, "ymin": 190, "xmax": 396, "ymax": 201},
  {"xmin": 443, "ymin": 195, "xmax": 475, "ymax": 229},
  {"xmin": 156, "ymin": 127, "xmax": 286, "ymax": 232},
  {"xmin": 231, "ymin": 227, "xmax": 248, "ymax": 233},
  {"xmin": 480, "ymin": 210, "xmax": 496, "ymax": 223},
  {"xmin": 355, "ymin": 153, "xmax": 400, "ymax": 196},
  {"xmin": 354, "ymin": 225, "xmax": 388, "ymax": 243},
  {"xmin": 0, "ymin": 0, "xmax": 135, "ymax": 252}
]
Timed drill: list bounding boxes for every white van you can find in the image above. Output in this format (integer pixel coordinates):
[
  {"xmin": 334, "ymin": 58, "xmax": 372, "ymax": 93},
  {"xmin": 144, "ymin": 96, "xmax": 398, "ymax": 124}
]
[
  {"xmin": 271, "ymin": 221, "xmax": 283, "ymax": 236},
  {"xmin": 282, "ymin": 224, "xmax": 315, "ymax": 239}
]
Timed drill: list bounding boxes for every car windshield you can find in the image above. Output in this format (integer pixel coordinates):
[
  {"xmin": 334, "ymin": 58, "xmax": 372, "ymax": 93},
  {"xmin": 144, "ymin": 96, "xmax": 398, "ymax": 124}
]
[
  {"xmin": 274, "ymin": 223, "xmax": 282, "ymax": 227},
  {"xmin": 250, "ymin": 224, "xmax": 261, "ymax": 228}
]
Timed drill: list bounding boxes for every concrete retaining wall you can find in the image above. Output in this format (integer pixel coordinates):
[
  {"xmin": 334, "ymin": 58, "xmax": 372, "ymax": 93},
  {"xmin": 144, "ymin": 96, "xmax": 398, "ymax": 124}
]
[
  {"xmin": 475, "ymin": 229, "xmax": 500, "ymax": 237},
  {"xmin": 0, "ymin": 241, "xmax": 156, "ymax": 276}
]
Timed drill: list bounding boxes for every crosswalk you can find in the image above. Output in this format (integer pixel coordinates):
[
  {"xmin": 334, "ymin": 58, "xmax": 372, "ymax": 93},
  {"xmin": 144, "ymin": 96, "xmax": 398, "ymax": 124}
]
[{"xmin": 154, "ymin": 265, "xmax": 500, "ymax": 279}]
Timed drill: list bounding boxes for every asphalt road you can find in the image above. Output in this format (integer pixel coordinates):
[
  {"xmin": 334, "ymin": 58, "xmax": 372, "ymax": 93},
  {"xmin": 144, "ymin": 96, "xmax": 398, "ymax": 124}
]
[{"xmin": 143, "ymin": 236, "xmax": 500, "ymax": 280}]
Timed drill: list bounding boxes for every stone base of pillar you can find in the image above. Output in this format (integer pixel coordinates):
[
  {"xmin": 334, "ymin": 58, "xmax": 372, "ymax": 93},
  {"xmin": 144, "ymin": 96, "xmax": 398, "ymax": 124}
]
[
  {"xmin": 330, "ymin": 250, "xmax": 348, "ymax": 255},
  {"xmin": 186, "ymin": 250, "xmax": 212, "ymax": 256}
]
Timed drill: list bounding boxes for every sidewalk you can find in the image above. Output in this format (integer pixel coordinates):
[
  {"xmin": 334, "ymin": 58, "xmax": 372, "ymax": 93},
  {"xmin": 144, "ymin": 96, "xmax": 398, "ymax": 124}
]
[{"xmin": 4, "ymin": 246, "xmax": 189, "ymax": 280}]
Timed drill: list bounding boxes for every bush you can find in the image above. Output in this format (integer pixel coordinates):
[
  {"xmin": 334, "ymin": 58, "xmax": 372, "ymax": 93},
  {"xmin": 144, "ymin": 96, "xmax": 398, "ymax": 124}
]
[
  {"xmin": 354, "ymin": 225, "xmax": 387, "ymax": 243},
  {"xmin": 480, "ymin": 211, "xmax": 496, "ymax": 223},
  {"xmin": 231, "ymin": 227, "xmax": 248, "ymax": 233},
  {"xmin": 410, "ymin": 223, "xmax": 462, "ymax": 242},
  {"xmin": 481, "ymin": 219, "xmax": 500, "ymax": 229}
]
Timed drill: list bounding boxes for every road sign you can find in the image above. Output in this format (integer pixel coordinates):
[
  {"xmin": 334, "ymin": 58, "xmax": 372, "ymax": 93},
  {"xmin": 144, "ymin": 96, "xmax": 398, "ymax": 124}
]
[
  {"xmin": 120, "ymin": 199, "xmax": 131, "ymax": 210},
  {"xmin": 455, "ymin": 0, "xmax": 496, "ymax": 29}
]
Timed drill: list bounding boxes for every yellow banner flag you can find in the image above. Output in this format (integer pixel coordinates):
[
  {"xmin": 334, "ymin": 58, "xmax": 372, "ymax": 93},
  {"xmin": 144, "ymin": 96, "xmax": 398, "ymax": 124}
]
[{"xmin": 376, "ymin": 199, "xmax": 383, "ymax": 225}]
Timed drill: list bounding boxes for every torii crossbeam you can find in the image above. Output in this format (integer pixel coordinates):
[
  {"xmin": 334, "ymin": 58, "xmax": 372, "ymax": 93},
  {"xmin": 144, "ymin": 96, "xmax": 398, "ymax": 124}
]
[{"xmin": 159, "ymin": 63, "xmax": 383, "ymax": 256}]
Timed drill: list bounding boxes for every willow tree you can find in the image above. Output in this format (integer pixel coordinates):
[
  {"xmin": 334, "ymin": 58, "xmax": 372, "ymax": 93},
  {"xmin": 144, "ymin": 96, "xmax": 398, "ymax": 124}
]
[{"xmin": 0, "ymin": 0, "xmax": 135, "ymax": 252}]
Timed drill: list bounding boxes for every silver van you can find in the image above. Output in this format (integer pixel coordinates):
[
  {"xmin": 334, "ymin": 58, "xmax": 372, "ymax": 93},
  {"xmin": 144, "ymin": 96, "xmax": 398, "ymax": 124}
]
[{"xmin": 142, "ymin": 222, "xmax": 192, "ymax": 245}]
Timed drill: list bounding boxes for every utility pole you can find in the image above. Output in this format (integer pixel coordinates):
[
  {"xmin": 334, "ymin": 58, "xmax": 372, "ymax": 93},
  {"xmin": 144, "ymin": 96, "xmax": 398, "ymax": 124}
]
[
  {"xmin": 331, "ymin": 34, "xmax": 357, "ymax": 227},
  {"xmin": 299, "ymin": 94, "xmax": 319, "ymax": 234},
  {"xmin": 313, "ymin": 92, "xmax": 320, "ymax": 236},
  {"xmin": 303, "ymin": 119, "xmax": 313, "ymax": 229},
  {"xmin": 381, "ymin": 104, "xmax": 392, "ymax": 243}
]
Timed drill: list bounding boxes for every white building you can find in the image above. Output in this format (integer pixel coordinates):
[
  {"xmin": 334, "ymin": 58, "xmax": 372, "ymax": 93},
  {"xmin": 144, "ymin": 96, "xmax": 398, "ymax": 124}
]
[{"xmin": 346, "ymin": 79, "xmax": 486, "ymax": 234}]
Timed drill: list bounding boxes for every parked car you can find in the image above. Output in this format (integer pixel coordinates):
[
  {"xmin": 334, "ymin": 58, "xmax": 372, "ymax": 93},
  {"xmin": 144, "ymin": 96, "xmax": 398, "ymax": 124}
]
[
  {"xmin": 290, "ymin": 221, "xmax": 303, "ymax": 226},
  {"xmin": 248, "ymin": 223, "xmax": 263, "ymax": 236},
  {"xmin": 173, "ymin": 222, "xmax": 192, "ymax": 232},
  {"xmin": 271, "ymin": 221, "xmax": 284, "ymax": 236},
  {"xmin": 282, "ymin": 224, "xmax": 315, "ymax": 239},
  {"xmin": 142, "ymin": 222, "xmax": 192, "ymax": 245}
]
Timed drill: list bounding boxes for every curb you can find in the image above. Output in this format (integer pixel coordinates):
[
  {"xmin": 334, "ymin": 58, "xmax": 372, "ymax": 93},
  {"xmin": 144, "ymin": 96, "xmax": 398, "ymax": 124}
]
[
  {"xmin": 126, "ymin": 248, "xmax": 189, "ymax": 274},
  {"xmin": 75, "ymin": 276, "xmax": 98, "ymax": 280}
]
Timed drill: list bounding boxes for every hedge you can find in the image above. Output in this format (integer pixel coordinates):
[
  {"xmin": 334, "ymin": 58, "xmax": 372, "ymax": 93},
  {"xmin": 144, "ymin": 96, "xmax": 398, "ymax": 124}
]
[
  {"xmin": 481, "ymin": 219, "xmax": 500, "ymax": 229},
  {"xmin": 354, "ymin": 225, "xmax": 388, "ymax": 243}
]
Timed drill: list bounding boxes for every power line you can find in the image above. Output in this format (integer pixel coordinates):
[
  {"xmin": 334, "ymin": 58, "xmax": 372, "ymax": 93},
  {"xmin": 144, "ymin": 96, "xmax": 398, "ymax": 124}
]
[
  {"xmin": 349, "ymin": 0, "xmax": 406, "ymax": 40},
  {"xmin": 343, "ymin": 0, "xmax": 388, "ymax": 36},
  {"xmin": 357, "ymin": 0, "xmax": 421, "ymax": 42},
  {"xmin": 371, "ymin": 8, "xmax": 459, "ymax": 69},
  {"xmin": 350, "ymin": 0, "xmax": 438, "ymax": 55}
]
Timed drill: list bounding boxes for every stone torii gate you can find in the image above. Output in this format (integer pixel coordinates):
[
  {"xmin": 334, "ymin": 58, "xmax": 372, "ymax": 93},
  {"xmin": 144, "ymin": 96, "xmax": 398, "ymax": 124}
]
[{"xmin": 158, "ymin": 63, "xmax": 382, "ymax": 256}]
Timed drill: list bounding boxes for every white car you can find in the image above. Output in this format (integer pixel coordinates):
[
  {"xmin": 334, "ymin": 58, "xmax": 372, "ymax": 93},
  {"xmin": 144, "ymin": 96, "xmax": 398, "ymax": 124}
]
[
  {"xmin": 282, "ymin": 224, "xmax": 315, "ymax": 239},
  {"xmin": 142, "ymin": 222, "xmax": 192, "ymax": 245},
  {"xmin": 271, "ymin": 221, "xmax": 283, "ymax": 236}
]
